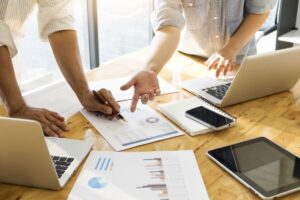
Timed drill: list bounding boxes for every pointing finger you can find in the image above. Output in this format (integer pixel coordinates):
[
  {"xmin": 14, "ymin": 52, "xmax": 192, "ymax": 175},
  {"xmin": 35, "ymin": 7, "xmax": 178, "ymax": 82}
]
[{"xmin": 120, "ymin": 77, "xmax": 135, "ymax": 91}]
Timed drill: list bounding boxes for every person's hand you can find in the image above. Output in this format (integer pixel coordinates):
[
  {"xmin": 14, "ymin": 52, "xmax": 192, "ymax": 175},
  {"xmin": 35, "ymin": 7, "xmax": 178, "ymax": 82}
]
[
  {"xmin": 120, "ymin": 70, "xmax": 160, "ymax": 112},
  {"xmin": 205, "ymin": 47, "xmax": 238, "ymax": 77},
  {"xmin": 9, "ymin": 106, "xmax": 69, "ymax": 137},
  {"xmin": 81, "ymin": 89, "xmax": 120, "ymax": 119}
]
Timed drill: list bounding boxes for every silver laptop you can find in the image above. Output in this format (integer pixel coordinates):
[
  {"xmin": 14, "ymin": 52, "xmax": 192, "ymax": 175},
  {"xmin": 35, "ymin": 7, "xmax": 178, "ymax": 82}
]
[
  {"xmin": 182, "ymin": 47, "xmax": 300, "ymax": 107},
  {"xmin": 0, "ymin": 117, "xmax": 92, "ymax": 190}
]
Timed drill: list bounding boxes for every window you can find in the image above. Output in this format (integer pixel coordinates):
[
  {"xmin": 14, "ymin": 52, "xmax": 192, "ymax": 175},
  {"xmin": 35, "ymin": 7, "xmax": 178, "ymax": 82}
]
[
  {"xmin": 97, "ymin": 0, "xmax": 153, "ymax": 63},
  {"xmin": 17, "ymin": 0, "xmax": 154, "ymax": 93},
  {"xmin": 18, "ymin": 1, "xmax": 90, "ymax": 93}
]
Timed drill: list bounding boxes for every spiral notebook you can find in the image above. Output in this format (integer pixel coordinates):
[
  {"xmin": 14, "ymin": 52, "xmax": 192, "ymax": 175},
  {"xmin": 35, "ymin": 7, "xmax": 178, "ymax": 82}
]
[{"xmin": 157, "ymin": 97, "xmax": 236, "ymax": 136}]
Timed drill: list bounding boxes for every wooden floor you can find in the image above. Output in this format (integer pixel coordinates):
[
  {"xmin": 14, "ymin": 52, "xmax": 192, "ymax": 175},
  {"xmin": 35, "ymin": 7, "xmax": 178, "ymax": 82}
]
[{"xmin": 0, "ymin": 49, "xmax": 300, "ymax": 200}]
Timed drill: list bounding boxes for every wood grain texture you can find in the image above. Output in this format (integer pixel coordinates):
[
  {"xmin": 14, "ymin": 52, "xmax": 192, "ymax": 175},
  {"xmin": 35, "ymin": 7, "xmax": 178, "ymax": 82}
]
[{"xmin": 0, "ymin": 48, "xmax": 299, "ymax": 200}]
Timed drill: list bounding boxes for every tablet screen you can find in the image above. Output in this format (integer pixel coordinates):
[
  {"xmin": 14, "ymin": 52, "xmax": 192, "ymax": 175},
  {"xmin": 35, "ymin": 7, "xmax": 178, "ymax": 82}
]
[{"xmin": 208, "ymin": 137, "xmax": 300, "ymax": 197}]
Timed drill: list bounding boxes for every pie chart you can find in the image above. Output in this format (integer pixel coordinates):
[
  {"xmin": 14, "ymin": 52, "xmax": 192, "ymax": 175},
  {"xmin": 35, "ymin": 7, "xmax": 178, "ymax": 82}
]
[
  {"xmin": 145, "ymin": 117, "xmax": 159, "ymax": 124},
  {"xmin": 88, "ymin": 176, "xmax": 108, "ymax": 189}
]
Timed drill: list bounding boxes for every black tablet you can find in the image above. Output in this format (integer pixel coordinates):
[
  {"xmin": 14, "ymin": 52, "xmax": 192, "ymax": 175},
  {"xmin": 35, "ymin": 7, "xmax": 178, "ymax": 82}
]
[{"xmin": 207, "ymin": 137, "xmax": 300, "ymax": 199}]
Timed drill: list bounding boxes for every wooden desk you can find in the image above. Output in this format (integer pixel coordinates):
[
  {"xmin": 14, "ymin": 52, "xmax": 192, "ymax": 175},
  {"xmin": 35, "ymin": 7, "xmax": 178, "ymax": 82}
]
[{"xmin": 1, "ymin": 49, "xmax": 300, "ymax": 200}]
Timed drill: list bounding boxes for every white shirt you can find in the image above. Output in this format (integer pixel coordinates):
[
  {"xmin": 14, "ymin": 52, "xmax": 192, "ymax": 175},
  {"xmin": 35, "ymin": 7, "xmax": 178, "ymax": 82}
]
[
  {"xmin": 0, "ymin": 0, "xmax": 75, "ymax": 58},
  {"xmin": 152, "ymin": 0, "xmax": 276, "ymax": 64}
]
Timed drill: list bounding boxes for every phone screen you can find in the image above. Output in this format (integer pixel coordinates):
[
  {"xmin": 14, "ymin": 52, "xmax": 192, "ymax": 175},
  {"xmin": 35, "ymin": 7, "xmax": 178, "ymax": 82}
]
[{"xmin": 186, "ymin": 106, "xmax": 233, "ymax": 128}]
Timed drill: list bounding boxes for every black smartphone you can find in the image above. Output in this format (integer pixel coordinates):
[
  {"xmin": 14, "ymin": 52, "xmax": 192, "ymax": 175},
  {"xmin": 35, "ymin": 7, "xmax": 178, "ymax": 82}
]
[{"xmin": 185, "ymin": 106, "xmax": 235, "ymax": 130}]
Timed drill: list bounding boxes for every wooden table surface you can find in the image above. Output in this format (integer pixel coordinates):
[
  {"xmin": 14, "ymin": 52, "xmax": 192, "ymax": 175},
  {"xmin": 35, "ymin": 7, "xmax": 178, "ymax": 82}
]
[{"xmin": 0, "ymin": 49, "xmax": 300, "ymax": 200}]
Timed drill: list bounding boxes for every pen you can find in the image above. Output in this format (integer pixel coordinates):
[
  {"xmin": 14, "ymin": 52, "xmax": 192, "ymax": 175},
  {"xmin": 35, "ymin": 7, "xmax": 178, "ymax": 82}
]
[{"xmin": 92, "ymin": 90, "xmax": 126, "ymax": 122}]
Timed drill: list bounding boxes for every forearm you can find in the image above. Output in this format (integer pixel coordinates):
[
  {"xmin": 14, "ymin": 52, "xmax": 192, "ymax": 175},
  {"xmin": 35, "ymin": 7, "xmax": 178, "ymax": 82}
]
[
  {"xmin": 224, "ymin": 12, "xmax": 270, "ymax": 53},
  {"xmin": 144, "ymin": 26, "xmax": 181, "ymax": 74},
  {"xmin": 48, "ymin": 30, "xmax": 90, "ymax": 103},
  {"xmin": 0, "ymin": 46, "xmax": 26, "ymax": 114}
]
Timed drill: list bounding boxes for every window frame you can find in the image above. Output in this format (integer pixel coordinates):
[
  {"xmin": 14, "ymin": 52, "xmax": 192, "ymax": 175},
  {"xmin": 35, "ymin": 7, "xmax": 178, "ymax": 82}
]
[{"xmin": 86, "ymin": 0, "xmax": 154, "ymax": 69}]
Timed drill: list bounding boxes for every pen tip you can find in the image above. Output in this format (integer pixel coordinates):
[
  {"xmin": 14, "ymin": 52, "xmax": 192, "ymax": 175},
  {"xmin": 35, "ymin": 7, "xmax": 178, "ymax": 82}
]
[{"xmin": 120, "ymin": 116, "xmax": 127, "ymax": 122}]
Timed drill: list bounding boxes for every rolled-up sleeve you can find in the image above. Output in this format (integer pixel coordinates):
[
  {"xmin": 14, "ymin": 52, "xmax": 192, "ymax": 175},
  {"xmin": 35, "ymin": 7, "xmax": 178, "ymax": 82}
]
[
  {"xmin": 0, "ymin": 21, "xmax": 17, "ymax": 57},
  {"xmin": 37, "ymin": 0, "xmax": 75, "ymax": 41},
  {"xmin": 151, "ymin": 0, "xmax": 185, "ymax": 32},
  {"xmin": 246, "ymin": 0, "xmax": 277, "ymax": 14}
]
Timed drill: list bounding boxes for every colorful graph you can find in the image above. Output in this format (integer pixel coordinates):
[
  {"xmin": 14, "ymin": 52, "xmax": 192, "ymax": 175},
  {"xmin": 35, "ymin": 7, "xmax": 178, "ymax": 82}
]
[
  {"xmin": 145, "ymin": 117, "xmax": 160, "ymax": 124},
  {"xmin": 88, "ymin": 157, "xmax": 113, "ymax": 189},
  {"xmin": 137, "ymin": 157, "xmax": 189, "ymax": 200},
  {"xmin": 88, "ymin": 176, "xmax": 108, "ymax": 189},
  {"xmin": 94, "ymin": 157, "xmax": 113, "ymax": 172}
]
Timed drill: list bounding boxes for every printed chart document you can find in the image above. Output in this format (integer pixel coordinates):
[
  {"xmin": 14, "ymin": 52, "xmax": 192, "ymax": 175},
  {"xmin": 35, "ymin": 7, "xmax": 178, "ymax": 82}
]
[
  {"xmin": 68, "ymin": 151, "xmax": 209, "ymax": 200},
  {"xmin": 89, "ymin": 76, "xmax": 178, "ymax": 102},
  {"xmin": 23, "ymin": 77, "xmax": 177, "ymax": 119},
  {"xmin": 81, "ymin": 101, "xmax": 183, "ymax": 151}
]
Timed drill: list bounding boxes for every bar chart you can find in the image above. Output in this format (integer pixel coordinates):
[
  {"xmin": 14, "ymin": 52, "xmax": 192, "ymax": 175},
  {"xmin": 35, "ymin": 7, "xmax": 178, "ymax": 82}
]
[
  {"xmin": 88, "ymin": 157, "xmax": 113, "ymax": 189},
  {"xmin": 69, "ymin": 151, "xmax": 209, "ymax": 200},
  {"xmin": 94, "ymin": 157, "xmax": 113, "ymax": 172},
  {"xmin": 137, "ymin": 157, "xmax": 189, "ymax": 200}
]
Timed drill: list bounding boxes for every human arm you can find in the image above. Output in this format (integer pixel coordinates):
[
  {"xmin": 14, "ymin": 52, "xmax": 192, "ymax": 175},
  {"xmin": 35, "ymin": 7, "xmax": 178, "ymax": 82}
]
[
  {"xmin": 0, "ymin": 45, "xmax": 68, "ymax": 137},
  {"xmin": 37, "ymin": 0, "xmax": 119, "ymax": 117},
  {"xmin": 206, "ymin": 12, "xmax": 270, "ymax": 77},
  {"xmin": 121, "ymin": 26, "xmax": 181, "ymax": 112},
  {"xmin": 0, "ymin": 45, "xmax": 27, "ymax": 115},
  {"xmin": 121, "ymin": 0, "xmax": 184, "ymax": 112},
  {"xmin": 48, "ymin": 30, "xmax": 120, "ymax": 116}
]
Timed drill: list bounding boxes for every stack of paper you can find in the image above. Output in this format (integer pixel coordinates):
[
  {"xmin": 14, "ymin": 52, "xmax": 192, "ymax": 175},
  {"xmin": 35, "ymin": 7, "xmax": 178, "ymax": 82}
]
[{"xmin": 68, "ymin": 151, "xmax": 209, "ymax": 200}]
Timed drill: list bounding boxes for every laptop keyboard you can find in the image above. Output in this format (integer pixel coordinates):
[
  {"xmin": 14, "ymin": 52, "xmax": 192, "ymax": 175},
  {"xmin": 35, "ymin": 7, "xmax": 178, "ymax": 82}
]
[
  {"xmin": 51, "ymin": 156, "xmax": 74, "ymax": 178},
  {"xmin": 202, "ymin": 83, "xmax": 231, "ymax": 100}
]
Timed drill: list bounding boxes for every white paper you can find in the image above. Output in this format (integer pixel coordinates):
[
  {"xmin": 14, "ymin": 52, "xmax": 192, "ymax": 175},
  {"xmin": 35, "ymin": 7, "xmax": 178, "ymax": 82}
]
[
  {"xmin": 68, "ymin": 151, "xmax": 209, "ymax": 200},
  {"xmin": 23, "ymin": 77, "xmax": 178, "ymax": 119},
  {"xmin": 23, "ymin": 80, "xmax": 82, "ymax": 119},
  {"xmin": 81, "ymin": 101, "xmax": 183, "ymax": 151},
  {"xmin": 89, "ymin": 76, "xmax": 178, "ymax": 102}
]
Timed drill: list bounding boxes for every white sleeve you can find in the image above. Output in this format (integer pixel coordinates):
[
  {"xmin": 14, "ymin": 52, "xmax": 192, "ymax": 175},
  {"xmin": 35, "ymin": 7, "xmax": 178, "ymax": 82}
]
[
  {"xmin": 0, "ymin": 21, "xmax": 18, "ymax": 57},
  {"xmin": 37, "ymin": 0, "xmax": 76, "ymax": 41},
  {"xmin": 246, "ymin": 0, "xmax": 277, "ymax": 14},
  {"xmin": 151, "ymin": 0, "xmax": 185, "ymax": 32}
]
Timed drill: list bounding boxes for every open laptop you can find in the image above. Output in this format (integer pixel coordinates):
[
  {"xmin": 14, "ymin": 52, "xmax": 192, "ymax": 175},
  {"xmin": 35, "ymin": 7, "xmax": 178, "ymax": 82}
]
[
  {"xmin": 0, "ymin": 117, "xmax": 92, "ymax": 190},
  {"xmin": 182, "ymin": 46, "xmax": 300, "ymax": 107}
]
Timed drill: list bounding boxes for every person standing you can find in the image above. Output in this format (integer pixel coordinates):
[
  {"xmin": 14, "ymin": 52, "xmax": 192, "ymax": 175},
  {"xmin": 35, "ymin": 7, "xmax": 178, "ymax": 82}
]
[
  {"xmin": 0, "ymin": 0, "xmax": 120, "ymax": 137},
  {"xmin": 121, "ymin": 0, "xmax": 276, "ymax": 112}
]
